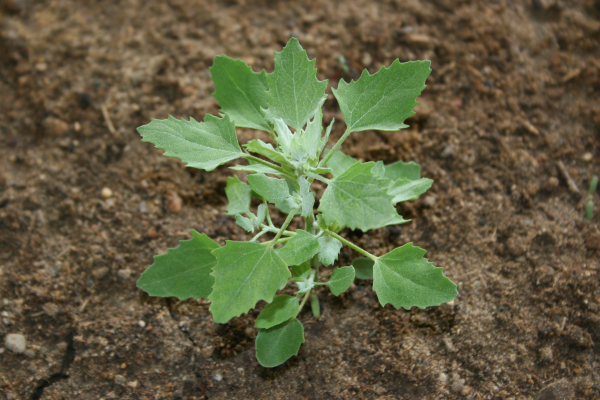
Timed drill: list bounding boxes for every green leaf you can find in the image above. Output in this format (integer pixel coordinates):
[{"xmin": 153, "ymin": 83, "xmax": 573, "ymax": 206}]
[
  {"xmin": 317, "ymin": 234, "xmax": 343, "ymax": 266},
  {"xmin": 209, "ymin": 241, "xmax": 290, "ymax": 323},
  {"xmin": 329, "ymin": 266, "xmax": 355, "ymax": 296},
  {"xmin": 372, "ymin": 243, "xmax": 457, "ymax": 310},
  {"xmin": 245, "ymin": 139, "xmax": 291, "ymax": 166},
  {"xmin": 278, "ymin": 230, "xmax": 320, "ymax": 266},
  {"xmin": 388, "ymin": 178, "xmax": 434, "ymax": 204},
  {"xmin": 291, "ymin": 262, "xmax": 311, "ymax": 278},
  {"xmin": 265, "ymin": 38, "xmax": 328, "ymax": 131},
  {"xmin": 235, "ymin": 214, "xmax": 255, "ymax": 232},
  {"xmin": 291, "ymin": 110, "xmax": 323, "ymax": 163},
  {"xmin": 137, "ymin": 114, "xmax": 242, "ymax": 171},
  {"xmin": 299, "ymin": 178, "xmax": 315, "ymax": 217},
  {"xmin": 273, "ymin": 117, "xmax": 294, "ymax": 154},
  {"xmin": 352, "ymin": 258, "xmax": 374, "ymax": 279},
  {"xmin": 318, "ymin": 162, "xmax": 400, "ymax": 231},
  {"xmin": 255, "ymin": 318, "xmax": 305, "ymax": 368},
  {"xmin": 255, "ymin": 295, "xmax": 300, "ymax": 329},
  {"xmin": 384, "ymin": 161, "xmax": 421, "ymax": 181},
  {"xmin": 225, "ymin": 176, "xmax": 251, "ymax": 215},
  {"xmin": 325, "ymin": 150, "xmax": 359, "ymax": 177},
  {"xmin": 247, "ymin": 173, "xmax": 291, "ymax": 205},
  {"xmin": 137, "ymin": 230, "xmax": 219, "ymax": 300},
  {"xmin": 333, "ymin": 60, "xmax": 431, "ymax": 132},
  {"xmin": 210, "ymin": 56, "xmax": 270, "ymax": 132}
]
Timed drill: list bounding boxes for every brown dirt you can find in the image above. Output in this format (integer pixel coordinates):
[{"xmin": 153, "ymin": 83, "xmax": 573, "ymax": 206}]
[{"xmin": 1, "ymin": 0, "xmax": 599, "ymax": 399}]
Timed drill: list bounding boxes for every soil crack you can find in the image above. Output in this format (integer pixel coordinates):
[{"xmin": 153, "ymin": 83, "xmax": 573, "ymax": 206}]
[{"xmin": 29, "ymin": 331, "xmax": 76, "ymax": 400}]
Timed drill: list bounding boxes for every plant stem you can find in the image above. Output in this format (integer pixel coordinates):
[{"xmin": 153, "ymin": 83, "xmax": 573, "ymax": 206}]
[
  {"xmin": 250, "ymin": 229, "xmax": 269, "ymax": 242},
  {"xmin": 299, "ymin": 289, "xmax": 311, "ymax": 309},
  {"xmin": 259, "ymin": 224, "xmax": 295, "ymax": 236},
  {"xmin": 242, "ymin": 154, "xmax": 286, "ymax": 174},
  {"xmin": 318, "ymin": 127, "xmax": 352, "ymax": 168},
  {"xmin": 326, "ymin": 230, "xmax": 378, "ymax": 261},
  {"xmin": 270, "ymin": 207, "xmax": 299, "ymax": 246}
]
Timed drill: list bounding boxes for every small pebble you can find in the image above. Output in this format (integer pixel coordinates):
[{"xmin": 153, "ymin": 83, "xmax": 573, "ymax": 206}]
[
  {"xmin": 5, "ymin": 333, "xmax": 26, "ymax": 353},
  {"xmin": 443, "ymin": 337, "xmax": 456, "ymax": 352},
  {"xmin": 451, "ymin": 374, "xmax": 465, "ymax": 393},
  {"xmin": 138, "ymin": 320, "xmax": 146, "ymax": 328},
  {"xmin": 539, "ymin": 346, "xmax": 553, "ymax": 363},
  {"xmin": 42, "ymin": 117, "xmax": 69, "ymax": 136},
  {"xmin": 423, "ymin": 196, "xmax": 436, "ymax": 208},
  {"xmin": 582, "ymin": 152, "xmax": 593, "ymax": 162},
  {"xmin": 117, "ymin": 268, "xmax": 131, "ymax": 280},
  {"xmin": 24, "ymin": 349, "xmax": 35, "ymax": 358},
  {"xmin": 92, "ymin": 266, "xmax": 110, "ymax": 280},
  {"xmin": 101, "ymin": 187, "xmax": 113, "ymax": 198},
  {"xmin": 438, "ymin": 372, "xmax": 448, "ymax": 383},
  {"xmin": 127, "ymin": 381, "xmax": 138, "ymax": 388},
  {"xmin": 202, "ymin": 346, "xmax": 214, "ymax": 358},
  {"xmin": 166, "ymin": 190, "xmax": 182, "ymax": 213},
  {"xmin": 212, "ymin": 372, "xmax": 223, "ymax": 381},
  {"xmin": 362, "ymin": 52, "xmax": 372, "ymax": 66},
  {"xmin": 543, "ymin": 177, "xmax": 559, "ymax": 192},
  {"xmin": 538, "ymin": 378, "xmax": 574, "ymax": 400},
  {"xmin": 114, "ymin": 375, "xmax": 126, "ymax": 385},
  {"xmin": 441, "ymin": 144, "xmax": 455, "ymax": 158}
]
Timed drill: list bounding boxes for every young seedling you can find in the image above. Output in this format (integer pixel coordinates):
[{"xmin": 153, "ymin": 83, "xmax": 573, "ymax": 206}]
[{"xmin": 136, "ymin": 38, "xmax": 458, "ymax": 367}]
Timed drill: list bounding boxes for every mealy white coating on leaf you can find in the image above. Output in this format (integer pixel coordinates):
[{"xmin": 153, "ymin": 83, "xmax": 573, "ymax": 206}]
[
  {"xmin": 318, "ymin": 162, "xmax": 401, "ymax": 231},
  {"xmin": 210, "ymin": 56, "xmax": 271, "ymax": 132},
  {"xmin": 137, "ymin": 114, "xmax": 242, "ymax": 171},
  {"xmin": 333, "ymin": 60, "xmax": 431, "ymax": 132},
  {"xmin": 317, "ymin": 235, "xmax": 343, "ymax": 266},
  {"xmin": 265, "ymin": 38, "xmax": 328, "ymax": 131}
]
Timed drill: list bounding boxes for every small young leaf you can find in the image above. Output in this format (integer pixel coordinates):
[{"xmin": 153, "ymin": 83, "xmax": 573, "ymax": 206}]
[
  {"xmin": 138, "ymin": 114, "xmax": 242, "ymax": 171},
  {"xmin": 210, "ymin": 56, "xmax": 270, "ymax": 132},
  {"xmin": 388, "ymin": 178, "xmax": 434, "ymax": 204},
  {"xmin": 292, "ymin": 110, "xmax": 323, "ymax": 163},
  {"xmin": 255, "ymin": 318, "xmax": 305, "ymax": 368},
  {"xmin": 247, "ymin": 173, "xmax": 291, "ymax": 205},
  {"xmin": 384, "ymin": 161, "xmax": 421, "ymax": 181},
  {"xmin": 137, "ymin": 230, "xmax": 219, "ymax": 300},
  {"xmin": 291, "ymin": 262, "xmax": 311, "ymax": 278},
  {"xmin": 225, "ymin": 176, "xmax": 251, "ymax": 215},
  {"xmin": 245, "ymin": 139, "xmax": 291, "ymax": 166},
  {"xmin": 318, "ymin": 162, "xmax": 401, "ymax": 231},
  {"xmin": 372, "ymin": 243, "xmax": 457, "ymax": 309},
  {"xmin": 317, "ymin": 234, "xmax": 343, "ymax": 266},
  {"xmin": 310, "ymin": 293, "xmax": 320, "ymax": 319},
  {"xmin": 255, "ymin": 295, "xmax": 300, "ymax": 329},
  {"xmin": 325, "ymin": 150, "xmax": 359, "ymax": 177},
  {"xmin": 235, "ymin": 214, "xmax": 255, "ymax": 232},
  {"xmin": 265, "ymin": 38, "xmax": 328, "ymax": 131},
  {"xmin": 329, "ymin": 266, "xmax": 355, "ymax": 296},
  {"xmin": 352, "ymin": 258, "xmax": 374, "ymax": 279},
  {"xmin": 299, "ymin": 178, "xmax": 315, "ymax": 217},
  {"xmin": 209, "ymin": 241, "xmax": 290, "ymax": 323},
  {"xmin": 255, "ymin": 203, "xmax": 267, "ymax": 227},
  {"xmin": 278, "ymin": 229, "xmax": 320, "ymax": 266},
  {"xmin": 333, "ymin": 60, "xmax": 431, "ymax": 132},
  {"xmin": 273, "ymin": 117, "xmax": 294, "ymax": 154}
]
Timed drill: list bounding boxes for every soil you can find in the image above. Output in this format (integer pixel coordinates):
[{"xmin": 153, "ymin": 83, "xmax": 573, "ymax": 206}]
[{"xmin": 1, "ymin": 0, "xmax": 600, "ymax": 399}]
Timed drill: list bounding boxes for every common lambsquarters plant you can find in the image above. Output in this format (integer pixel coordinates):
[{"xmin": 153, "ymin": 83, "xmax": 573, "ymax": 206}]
[{"xmin": 136, "ymin": 38, "xmax": 458, "ymax": 367}]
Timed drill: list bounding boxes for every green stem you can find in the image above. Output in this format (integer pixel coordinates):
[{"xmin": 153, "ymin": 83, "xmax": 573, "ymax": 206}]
[
  {"xmin": 326, "ymin": 230, "xmax": 378, "ymax": 261},
  {"xmin": 242, "ymin": 154, "xmax": 286, "ymax": 174},
  {"xmin": 305, "ymin": 171, "xmax": 331, "ymax": 184},
  {"xmin": 269, "ymin": 207, "xmax": 300, "ymax": 247},
  {"xmin": 250, "ymin": 229, "xmax": 268, "ymax": 242},
  {"xmin": 318, "ymin": 127, "xmax": 352, "ymax": 168},
  {"xmin": 259, "ymin": 224, "xmax": 295, "ymax": 237},
  {"xmin": 299, "ymin": 289, "xmax": 311, "ymax": 309}
]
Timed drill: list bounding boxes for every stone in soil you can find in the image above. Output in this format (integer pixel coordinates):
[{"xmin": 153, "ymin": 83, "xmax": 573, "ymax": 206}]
[
  {"xmin": 5, "ymin": 333, "xmax": 26, "ymax": 353},
  {"xmin": 537, "ymin": 378, "xmax": 574, "ymax": 400}
]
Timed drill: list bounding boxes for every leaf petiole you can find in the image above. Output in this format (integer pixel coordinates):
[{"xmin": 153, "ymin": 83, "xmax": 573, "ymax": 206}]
[
  {"xmin": 325, "ymin": 230, "xmax": 378, "ymax": 261},
  {"xmin": 318, "ymin": 127, "xmax": 352, "ymax": 168},
  {"xmin": 269, "ymin": 207, "xmax": 300, "ymax": 246}
]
